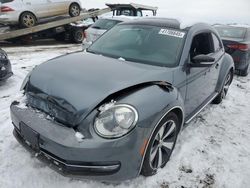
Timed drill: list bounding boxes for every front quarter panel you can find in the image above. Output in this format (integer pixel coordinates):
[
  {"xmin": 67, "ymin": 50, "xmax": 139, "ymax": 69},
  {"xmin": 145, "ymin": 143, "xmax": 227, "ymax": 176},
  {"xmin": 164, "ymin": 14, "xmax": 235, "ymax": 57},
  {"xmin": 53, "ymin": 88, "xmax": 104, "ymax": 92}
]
[{"xmin": 112, "ymin": 85, "xmax": 185, "ymax": 129}]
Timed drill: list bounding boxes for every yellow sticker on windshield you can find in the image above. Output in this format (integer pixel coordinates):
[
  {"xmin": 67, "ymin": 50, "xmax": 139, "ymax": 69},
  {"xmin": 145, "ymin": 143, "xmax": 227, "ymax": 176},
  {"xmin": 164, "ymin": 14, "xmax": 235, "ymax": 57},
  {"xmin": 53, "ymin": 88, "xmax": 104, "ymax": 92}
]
[{"xmin": 159, "ymin": 29, "xmax": 185, "ymax": 38}]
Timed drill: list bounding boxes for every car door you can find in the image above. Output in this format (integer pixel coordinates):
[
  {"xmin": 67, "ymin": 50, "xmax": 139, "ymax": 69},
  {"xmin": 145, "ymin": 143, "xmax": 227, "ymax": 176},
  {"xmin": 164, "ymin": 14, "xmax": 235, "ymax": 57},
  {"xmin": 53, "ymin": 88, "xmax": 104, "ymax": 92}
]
[
  {"xmin": 208, "ymin": 33, "xmax": 224, "ymax": 92},
  {"xmin": 23, "ymin": 0, "xmax": 51, "ymax": 18},
  {"xmin": 48, "ymin": 0, "xmax": 69, "ymax": 16},
  {"xmin": 184, "ymin": 32, "xmax": 217, "ymax": 117}
]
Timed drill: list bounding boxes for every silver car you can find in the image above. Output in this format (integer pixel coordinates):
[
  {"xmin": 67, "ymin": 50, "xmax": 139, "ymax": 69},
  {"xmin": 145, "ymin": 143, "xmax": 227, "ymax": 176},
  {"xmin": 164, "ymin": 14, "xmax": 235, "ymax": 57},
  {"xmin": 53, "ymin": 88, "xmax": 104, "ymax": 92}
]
[
  {"xmin": 83, "ymin": 16, "xmax": 136, "ymax": 49},
  {"xmin": 0, "ymin": 0, "xmax": 82, "ymax": 27}
]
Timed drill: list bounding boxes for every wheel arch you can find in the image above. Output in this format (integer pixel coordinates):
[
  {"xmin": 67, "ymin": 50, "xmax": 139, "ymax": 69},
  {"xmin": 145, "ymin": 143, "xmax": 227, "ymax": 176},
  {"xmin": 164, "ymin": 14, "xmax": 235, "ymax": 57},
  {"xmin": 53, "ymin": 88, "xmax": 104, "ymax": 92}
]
[
  {"xmin": 215, "ymin": 53, "xmax": 235, "ymax": 92},
  {"xmin": 137, "ymin": 105, "xmax": 184, "ymax": 176}
]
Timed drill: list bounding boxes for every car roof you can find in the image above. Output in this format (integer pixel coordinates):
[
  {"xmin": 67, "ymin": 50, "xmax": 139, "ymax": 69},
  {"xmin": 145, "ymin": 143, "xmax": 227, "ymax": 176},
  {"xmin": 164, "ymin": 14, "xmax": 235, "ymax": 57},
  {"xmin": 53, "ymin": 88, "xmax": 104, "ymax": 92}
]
[
  {"xmin": 214, "ymin": 24, "xmax": 250, "ymax": 29},
  {"xmin": 100, "ymin": 16, "xmax": 139, "ymax": 22},
  {"xmin": 119, "ymin": 17, "xmax": 181, "ymax": 29},
  {"xmin": 118, "ymin": 17, "xmax": 217, "ymax": 34}
]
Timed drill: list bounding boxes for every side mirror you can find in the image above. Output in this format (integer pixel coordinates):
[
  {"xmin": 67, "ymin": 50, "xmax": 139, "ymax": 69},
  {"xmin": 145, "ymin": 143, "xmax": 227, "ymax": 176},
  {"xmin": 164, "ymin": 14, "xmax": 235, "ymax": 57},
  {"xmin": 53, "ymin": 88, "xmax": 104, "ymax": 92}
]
[{"xmin": 191, "ymin": 54, "xmax": 215, "ymax": 67}]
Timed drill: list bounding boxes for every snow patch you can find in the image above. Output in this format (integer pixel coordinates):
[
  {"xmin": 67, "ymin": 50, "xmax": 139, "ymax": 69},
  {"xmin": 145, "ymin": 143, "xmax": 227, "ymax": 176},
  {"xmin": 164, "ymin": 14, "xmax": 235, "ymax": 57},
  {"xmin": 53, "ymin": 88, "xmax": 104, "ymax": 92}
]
[
  {"xmin": 15, "ymin": 92, "xmax": 27, "ymax": 109},
  {"xmin": 75, "ymin": 132, "xmax": 85, "ymax": 142}
]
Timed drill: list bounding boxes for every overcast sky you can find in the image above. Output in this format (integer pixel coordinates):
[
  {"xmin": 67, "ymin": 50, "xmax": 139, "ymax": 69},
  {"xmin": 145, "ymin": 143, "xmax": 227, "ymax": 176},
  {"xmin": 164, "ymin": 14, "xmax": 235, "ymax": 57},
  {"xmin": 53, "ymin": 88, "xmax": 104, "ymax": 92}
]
[{"xmin": 81, "ymin": 0, "xmax": 250, "ymax": 25}]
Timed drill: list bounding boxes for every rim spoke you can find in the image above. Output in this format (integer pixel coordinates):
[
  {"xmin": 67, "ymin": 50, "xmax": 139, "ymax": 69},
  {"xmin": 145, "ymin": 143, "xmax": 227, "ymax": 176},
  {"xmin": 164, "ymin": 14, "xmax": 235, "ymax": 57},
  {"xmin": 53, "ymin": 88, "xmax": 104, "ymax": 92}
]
[
  {"xmin": 162, "ymin": 141, "xmax": 174, "ymax": 150},
  {"xmin": 225, "ymin": 74, "xmax": 231, "ymax": 85},
  {"xmin": 163, "ymin": 121, "xmax": 175, "ymax": 140},
  {"xmin": 150, "ymin": 145, "xmax": 158, "ymax": 161},
  {"xmin": 158, "ymin": 126, "xmax": 165, "ymax": 139},
  {"xmin": 224, "ymin": 86, "xmax": 229, "ymax": 95},
  {"xmin": 157, "ymin": 148, "xmax": 163, "ymax": 168},
  {"xmin": 222, "ymin": 74, "xmax": 231, "ymax": 98}
]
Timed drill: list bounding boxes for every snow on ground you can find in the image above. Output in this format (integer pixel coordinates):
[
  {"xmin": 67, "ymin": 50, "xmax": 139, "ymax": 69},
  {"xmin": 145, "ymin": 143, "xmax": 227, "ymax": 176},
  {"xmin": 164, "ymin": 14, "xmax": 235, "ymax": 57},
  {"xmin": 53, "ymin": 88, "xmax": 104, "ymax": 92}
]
[{"xmin": 0, "ymin": 43, "xmax": 250, "ymax": 188}]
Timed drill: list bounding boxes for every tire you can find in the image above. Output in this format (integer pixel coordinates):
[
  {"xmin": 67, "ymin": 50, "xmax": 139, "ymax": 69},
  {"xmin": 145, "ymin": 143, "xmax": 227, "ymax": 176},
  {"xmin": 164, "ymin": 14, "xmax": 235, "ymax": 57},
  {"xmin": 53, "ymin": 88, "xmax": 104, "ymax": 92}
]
[
  {"xmin": 19, "ymin": 12, "xmax": 36, "ymax": 28},
  {"xmin": 238, "ymin": 64, "xmax": 249, "ymax": 77},
  {"xmin": 213, "ymin": 71, "xmax": 233, "ymax": 104},
  {"xmin": 69, "ymin": 3, "xmax": 81, "ymax": 17},
  {"xmin": 141, "ymin": 112, "xmax": 180, "ymax": 176},
  {"xmin": 71, "ymin": 28, "xmax": 84, "ymax": 43}
]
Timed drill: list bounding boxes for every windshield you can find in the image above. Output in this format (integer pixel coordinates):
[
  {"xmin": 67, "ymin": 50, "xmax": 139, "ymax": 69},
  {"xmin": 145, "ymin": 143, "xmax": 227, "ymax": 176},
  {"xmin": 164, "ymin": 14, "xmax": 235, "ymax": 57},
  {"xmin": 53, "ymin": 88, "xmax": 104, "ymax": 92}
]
[
  {"xmin": 91, "ymin": 19, "xmax": 122, "ymax": 30},
  {"xmin": 215, "ymin": 27, "xmax": 247, "ymax": 39},
  {"xmin": 88, "ymin": 25, "xmax": 186, "ymax": 67}
]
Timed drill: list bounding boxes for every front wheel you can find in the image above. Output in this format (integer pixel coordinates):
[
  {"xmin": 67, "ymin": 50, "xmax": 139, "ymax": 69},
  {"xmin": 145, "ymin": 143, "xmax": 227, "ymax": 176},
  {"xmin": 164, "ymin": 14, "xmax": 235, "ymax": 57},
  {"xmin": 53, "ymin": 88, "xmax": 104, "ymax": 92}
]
[
  {"xmin": 213, "ymin": 71, "xmax": 233, "ymax": 104},
  {"xmin": 141, "ymin": 112, "xmax": 180, "ymax": 176},
  {"xmin": 69, "ymin": 3, "xmax": 81, "ymax": 17}
]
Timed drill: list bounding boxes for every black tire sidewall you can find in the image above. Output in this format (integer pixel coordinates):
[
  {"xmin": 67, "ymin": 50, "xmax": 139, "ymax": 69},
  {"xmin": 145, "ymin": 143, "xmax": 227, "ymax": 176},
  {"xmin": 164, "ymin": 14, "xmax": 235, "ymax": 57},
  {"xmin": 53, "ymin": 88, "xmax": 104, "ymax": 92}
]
[
  {"xmin": 72, "ymin": 29, "xmax": 83, "ymax": 43},
  {"xmin": 141, "ymin": 112, "xmax": 180, "ymax": 176}
]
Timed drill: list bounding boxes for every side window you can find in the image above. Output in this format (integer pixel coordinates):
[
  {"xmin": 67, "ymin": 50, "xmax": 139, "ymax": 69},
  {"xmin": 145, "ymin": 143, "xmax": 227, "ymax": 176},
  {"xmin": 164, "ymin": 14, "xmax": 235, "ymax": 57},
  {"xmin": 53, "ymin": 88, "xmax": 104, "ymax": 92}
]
[
  {"xmin": 212, "ymin": 34, "xmax": 222, "ymax": 52},
  {"xmin": 120, "ymin": 9, "xmax": 133, "ymax": 16},
  {"xmin": 142, "ymin": 10, "xmax": 154, "ymax": 17},
  {"xmin": 190, "ymin": 33, "xmax": 214, "ymax": 61},
  {"xmin": 136, "ymin": 10, "xmax": 143, "ymax": 17}
]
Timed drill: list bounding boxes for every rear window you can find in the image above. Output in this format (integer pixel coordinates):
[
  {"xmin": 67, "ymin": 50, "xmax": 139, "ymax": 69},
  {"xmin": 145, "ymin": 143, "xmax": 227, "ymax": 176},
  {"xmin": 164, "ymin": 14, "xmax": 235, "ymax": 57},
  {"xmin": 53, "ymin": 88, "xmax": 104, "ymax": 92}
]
[
  {"xmin": 215, "ymin": 27, "xmax": 247, "ymax": 39},
  {"xmin": 0, "ymin": 0, "xmax": 14, "ymax": 3},
  {"xmin": 91, "ymin": 19, "xmax": 122, "ymax": 30}
]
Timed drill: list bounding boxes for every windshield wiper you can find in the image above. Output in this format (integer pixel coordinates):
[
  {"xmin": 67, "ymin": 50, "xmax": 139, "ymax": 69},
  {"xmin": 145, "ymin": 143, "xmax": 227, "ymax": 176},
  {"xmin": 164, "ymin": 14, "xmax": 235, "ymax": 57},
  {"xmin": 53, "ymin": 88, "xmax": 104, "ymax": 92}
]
[
  {"xmin": 86, "ymin": 49, "xmax": 100, "ymax": 55},
  {"xmin": 91, "ymin": 26, "xmax": 101, "ymax": 29}
]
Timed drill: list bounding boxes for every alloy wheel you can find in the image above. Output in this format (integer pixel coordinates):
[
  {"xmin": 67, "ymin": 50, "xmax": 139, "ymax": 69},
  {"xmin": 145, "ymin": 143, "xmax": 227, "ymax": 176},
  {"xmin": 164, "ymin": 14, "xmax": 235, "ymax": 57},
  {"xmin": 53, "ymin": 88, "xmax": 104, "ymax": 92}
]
[
  {"xmin": 22, "ymin": 14, "xmax": 35, "ymax": 27},
  {"xmin": 70, "ymin": 5, "xmax": 80, "ymax": 17},
  {"xmin": 221, "ymin": 73, "xmax": 232, "ymax": 99},
  {"xmin": 149, "ymin": 120, "xmax": 177, "ymax": 169}
]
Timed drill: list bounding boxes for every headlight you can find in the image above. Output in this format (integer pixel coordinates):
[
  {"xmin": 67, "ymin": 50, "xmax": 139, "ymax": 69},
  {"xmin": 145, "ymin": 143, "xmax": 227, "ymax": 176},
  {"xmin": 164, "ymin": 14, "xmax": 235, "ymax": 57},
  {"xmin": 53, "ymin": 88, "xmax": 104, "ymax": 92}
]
[{"xmin": 94, "ymin": 103, "xmax": 138, "ymax": 138}]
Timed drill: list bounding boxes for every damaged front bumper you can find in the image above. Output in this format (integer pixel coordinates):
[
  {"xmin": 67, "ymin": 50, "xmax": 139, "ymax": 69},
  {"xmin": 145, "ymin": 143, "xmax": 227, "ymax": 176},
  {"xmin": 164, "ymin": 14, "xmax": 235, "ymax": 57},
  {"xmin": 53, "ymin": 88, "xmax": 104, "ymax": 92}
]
[
  {"xmin": 10, "ymin": 102, "xmax": 147, "ymax": 182},
  {"xmin": 13, "ymin": 129, "xmax": 120, "ymax": 176}
]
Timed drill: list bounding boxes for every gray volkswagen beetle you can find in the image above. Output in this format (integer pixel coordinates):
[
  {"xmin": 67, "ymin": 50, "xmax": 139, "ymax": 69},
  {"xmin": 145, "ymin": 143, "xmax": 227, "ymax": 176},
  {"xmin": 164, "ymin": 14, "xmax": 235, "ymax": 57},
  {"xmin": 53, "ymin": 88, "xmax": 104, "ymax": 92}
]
[{"xmin": 10, "ymin": 18, "xmax": 234, "ymax": 182}]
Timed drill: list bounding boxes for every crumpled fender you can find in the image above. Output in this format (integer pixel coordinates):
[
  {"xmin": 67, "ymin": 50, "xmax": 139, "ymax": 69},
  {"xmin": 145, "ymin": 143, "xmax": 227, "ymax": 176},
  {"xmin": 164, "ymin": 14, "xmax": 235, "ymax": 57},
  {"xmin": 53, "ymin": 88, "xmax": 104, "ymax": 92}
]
[
  {"xmin": 82, "ymin": 81, "xmax": 185, "ymax": 130},
  {"xmin": 77, "ymin": 80, "xmax": 175, "ymax": 125}
]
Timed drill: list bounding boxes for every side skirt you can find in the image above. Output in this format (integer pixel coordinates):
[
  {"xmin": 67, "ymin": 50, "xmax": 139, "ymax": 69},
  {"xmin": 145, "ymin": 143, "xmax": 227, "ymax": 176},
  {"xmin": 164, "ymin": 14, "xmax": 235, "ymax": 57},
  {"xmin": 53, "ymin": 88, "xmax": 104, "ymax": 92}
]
[{"xmin": 185, "ymin": 92, "xmax": 218, "ymax": 124}]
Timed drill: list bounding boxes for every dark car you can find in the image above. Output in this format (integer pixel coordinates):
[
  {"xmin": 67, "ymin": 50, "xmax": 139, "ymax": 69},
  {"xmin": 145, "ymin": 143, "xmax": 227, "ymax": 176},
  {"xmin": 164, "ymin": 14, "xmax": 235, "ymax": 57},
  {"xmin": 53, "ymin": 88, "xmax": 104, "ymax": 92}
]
[
  {"xmin": 215, "ymin": 25, "xmax": 250, "ymax": 76},
  {"xmin": 0, "ymin": 48, "xmax": 12, "ymax": 81},
  {"xmin": 11, "ymin": 18, "xmax": 234, "ymax": 182}
]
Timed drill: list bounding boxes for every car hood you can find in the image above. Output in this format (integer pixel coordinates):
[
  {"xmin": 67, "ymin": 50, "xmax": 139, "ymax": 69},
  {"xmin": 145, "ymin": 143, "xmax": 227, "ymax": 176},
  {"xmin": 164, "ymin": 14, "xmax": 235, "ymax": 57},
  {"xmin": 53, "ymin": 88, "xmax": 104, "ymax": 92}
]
[{"xmin": 26, "ymin": 52, "xmax": 173, "ymax": 126}]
